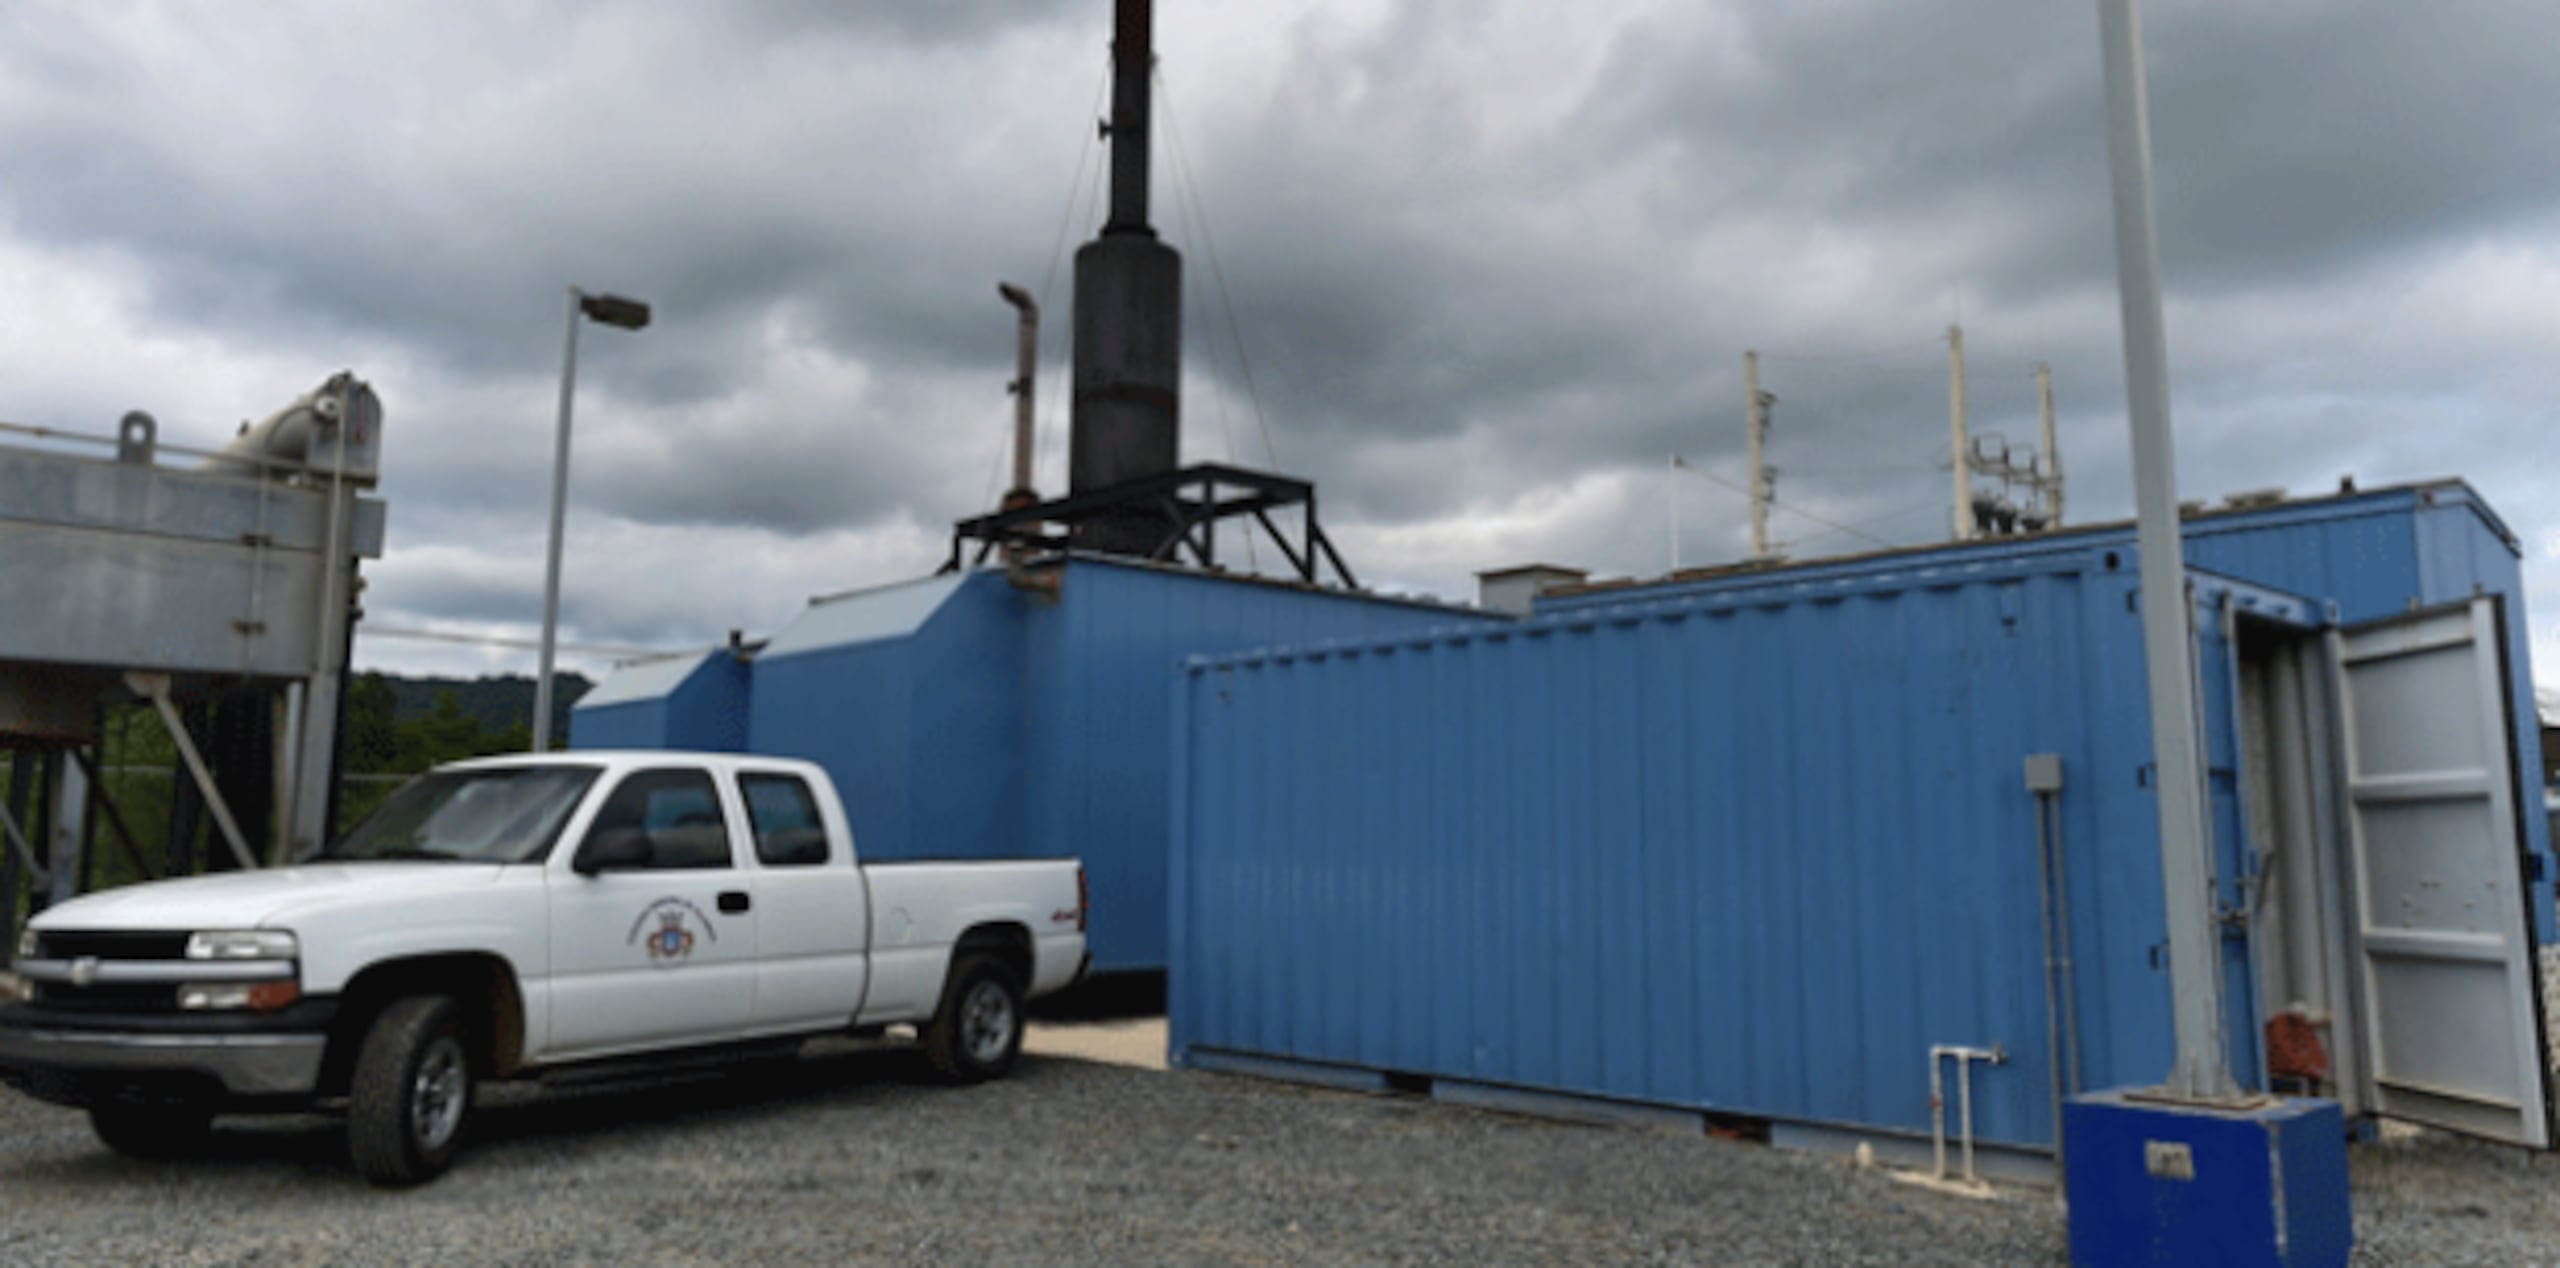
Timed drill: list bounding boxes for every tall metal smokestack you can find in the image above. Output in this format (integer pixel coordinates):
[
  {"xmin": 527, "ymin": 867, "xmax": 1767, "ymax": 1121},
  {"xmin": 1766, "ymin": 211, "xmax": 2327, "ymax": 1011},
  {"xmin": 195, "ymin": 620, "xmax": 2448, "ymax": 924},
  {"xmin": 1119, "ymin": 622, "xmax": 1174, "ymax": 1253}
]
[{"xmin": 1069, "ymin": 0, "xmax": 1183, "ymax": 555}]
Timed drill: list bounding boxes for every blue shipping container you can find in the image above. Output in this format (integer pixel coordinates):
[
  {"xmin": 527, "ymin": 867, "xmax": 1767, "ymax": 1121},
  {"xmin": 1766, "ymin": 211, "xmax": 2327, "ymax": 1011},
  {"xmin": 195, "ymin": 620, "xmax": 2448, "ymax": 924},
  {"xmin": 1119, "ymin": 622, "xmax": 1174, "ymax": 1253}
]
[{"xmin": 1172, "ymin": 484, "xmax": 2558, "ymax": 1162}]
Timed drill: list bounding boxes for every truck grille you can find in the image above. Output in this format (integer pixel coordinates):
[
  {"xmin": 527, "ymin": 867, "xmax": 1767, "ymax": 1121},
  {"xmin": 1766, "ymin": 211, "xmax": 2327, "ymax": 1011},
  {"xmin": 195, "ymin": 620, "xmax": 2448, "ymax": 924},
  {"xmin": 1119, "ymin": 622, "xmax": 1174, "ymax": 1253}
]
[
  {"xmin": 30, "ymin": 931, "xmax": 193, "ymax": 961},
  {"xmin": 28, "ymin": 981, "xmax": 181, "ymax": 1013},
  {"xmin": 22, "ymin": 931, "xmax": 197, "ymax": 1014}
]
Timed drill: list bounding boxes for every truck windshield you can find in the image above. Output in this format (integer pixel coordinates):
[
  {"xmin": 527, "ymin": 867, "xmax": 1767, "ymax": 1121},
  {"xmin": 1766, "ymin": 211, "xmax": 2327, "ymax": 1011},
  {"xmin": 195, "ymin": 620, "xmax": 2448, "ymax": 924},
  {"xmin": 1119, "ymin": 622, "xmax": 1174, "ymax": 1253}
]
[{"xmin": 320, "ymin": 766, "xmax": 602, "ymax": 864}]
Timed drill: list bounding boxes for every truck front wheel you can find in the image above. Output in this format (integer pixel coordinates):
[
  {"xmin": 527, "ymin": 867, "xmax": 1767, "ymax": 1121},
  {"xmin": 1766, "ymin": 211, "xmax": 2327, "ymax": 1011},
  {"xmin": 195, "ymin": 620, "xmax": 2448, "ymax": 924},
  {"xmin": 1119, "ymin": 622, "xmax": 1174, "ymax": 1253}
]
[
  {"xmin": 347, "ymin": 995, "xmax": 474, "ymax": 1187},
  {"xmin": 924, "ymin": 954, "xmax": 1024, "ymax": 1083}
]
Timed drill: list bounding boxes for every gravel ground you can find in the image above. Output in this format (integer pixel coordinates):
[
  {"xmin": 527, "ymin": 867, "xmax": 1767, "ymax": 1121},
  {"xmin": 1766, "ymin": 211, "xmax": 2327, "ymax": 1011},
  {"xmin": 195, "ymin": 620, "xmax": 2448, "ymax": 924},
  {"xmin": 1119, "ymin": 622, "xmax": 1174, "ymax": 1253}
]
[{"xmin": 0, "ymin": 1040, "xmax": 2549, "ymax": 1265}]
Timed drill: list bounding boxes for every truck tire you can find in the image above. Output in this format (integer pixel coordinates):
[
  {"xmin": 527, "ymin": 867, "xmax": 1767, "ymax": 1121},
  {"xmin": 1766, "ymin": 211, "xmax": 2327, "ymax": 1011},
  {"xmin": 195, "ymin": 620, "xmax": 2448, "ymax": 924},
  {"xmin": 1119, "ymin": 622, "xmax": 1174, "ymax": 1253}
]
[
  {"xmin": 347, "ymin": 995, "xmax": 474, "ymax": 1187},
  {"xmin": 924, "ymin": 954, "xmax": 1024, "ymax": 1083},
  {"xmin": 87, "ymin": 1104, "xmax": 212, "ymax": 1159}
]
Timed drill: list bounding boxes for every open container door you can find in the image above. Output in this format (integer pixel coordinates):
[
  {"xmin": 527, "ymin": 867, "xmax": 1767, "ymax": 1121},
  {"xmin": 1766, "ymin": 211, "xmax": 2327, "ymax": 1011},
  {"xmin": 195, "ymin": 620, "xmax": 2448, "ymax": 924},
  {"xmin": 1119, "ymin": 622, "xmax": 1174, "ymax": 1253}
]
[{"xmin": 2328, "ymin": 596, "xmax": 2554, "ymax": 1147}]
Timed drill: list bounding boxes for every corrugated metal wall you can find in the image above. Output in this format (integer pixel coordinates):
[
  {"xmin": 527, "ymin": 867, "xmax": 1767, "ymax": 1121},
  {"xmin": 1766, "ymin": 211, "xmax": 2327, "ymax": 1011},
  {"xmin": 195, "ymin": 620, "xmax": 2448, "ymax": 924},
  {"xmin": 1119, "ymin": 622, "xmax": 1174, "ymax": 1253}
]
[
  {"xmin": 748, "ymin": 573, "xmax": 1029, "ymax": 866},
  {"xmin": 1545, "ymin": 482, "xmax": 2554, "ymax": 943},
  {"xmin": 1026, "ymin": 561, "xmax": 1498, "ymax": 970},
  {"xmin": 1173, "ymin": 550, "xmax": 2179, "ymax": 1151},
  {"xmin": 734, "ymin": 558, "xmax": 1495, "ymax": 973}
]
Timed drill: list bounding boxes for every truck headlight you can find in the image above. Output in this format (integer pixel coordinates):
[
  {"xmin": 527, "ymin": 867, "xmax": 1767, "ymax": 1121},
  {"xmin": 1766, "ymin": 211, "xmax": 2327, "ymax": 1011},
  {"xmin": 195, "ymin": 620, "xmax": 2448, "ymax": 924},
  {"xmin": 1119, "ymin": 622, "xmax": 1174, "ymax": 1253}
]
[
  {"xmin": 13, "ymin": 928, "xmax": 34, "ymax": 960},
  {"xmin": 179, "ymin": 981, "xmax": 302, "ymax": 1011},
  {"xmin": 185, "ymin": 930, "xmax": 298, "ymax": 961}
]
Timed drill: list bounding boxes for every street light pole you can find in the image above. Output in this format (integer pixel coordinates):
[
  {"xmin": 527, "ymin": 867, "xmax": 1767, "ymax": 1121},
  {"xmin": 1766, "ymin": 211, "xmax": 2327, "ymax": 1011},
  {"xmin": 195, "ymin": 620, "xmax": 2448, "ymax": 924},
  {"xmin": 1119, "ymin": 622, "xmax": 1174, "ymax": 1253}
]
[
  {"xmin": 2097, "ymin": 0, "xmax": 2233, "ymax": 1101},
  {"xmin": 533, "ymin": 286, "xmax": 650, "ymax": 752}
]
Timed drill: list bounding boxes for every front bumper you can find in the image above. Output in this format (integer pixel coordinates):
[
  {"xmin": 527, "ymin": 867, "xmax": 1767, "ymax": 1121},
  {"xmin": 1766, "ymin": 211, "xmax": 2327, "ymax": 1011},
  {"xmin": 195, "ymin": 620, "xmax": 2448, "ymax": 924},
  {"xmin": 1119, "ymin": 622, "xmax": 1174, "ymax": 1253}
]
[{"xmin": 0, "ymin": 1005, "xmax": 330, "ymax": 1108}]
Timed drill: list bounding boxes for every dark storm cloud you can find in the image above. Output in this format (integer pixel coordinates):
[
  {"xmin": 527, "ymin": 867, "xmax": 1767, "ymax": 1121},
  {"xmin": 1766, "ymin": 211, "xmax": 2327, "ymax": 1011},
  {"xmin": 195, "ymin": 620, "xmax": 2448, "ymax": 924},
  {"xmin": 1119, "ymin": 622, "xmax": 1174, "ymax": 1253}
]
[
  {"xmin": 0, "ymin": 3, "xmax": 1082, "ymax": 389},
  {"xmin": 0, "ymin": 1, "xmax": 2555, "ymax": 661}
]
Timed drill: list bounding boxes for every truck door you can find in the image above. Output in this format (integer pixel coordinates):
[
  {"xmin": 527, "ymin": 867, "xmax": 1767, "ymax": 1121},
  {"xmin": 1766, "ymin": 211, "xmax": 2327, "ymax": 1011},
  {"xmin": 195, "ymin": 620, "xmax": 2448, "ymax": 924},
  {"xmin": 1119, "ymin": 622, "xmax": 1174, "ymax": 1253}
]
[
  {"xmin": 735, "ymin": 770, "xmax": 871, "ymax": 1033},
  {"xmin": 2329, "ymin": 597, "xmax": 2554, "ymax": 1147},
  {"xmin": 546, "ymin": 767, "xmax": 761, "ymax": 1058}
]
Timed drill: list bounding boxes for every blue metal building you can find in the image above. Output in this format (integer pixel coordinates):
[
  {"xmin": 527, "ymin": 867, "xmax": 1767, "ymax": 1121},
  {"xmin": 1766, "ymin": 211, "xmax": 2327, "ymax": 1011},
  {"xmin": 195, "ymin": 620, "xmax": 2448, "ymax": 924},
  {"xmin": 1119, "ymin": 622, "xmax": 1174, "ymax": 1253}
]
[
  {"xmin": 574, "ymin": 555, "xmax": 1493, "ymax": 973},
  {"xmin": 1170, "ymin": 481, "xmax": 2558, "ymax": 1170},
  {"xmin": 568, "ymin": 648, "xmax": 751, "ymax": 753}
]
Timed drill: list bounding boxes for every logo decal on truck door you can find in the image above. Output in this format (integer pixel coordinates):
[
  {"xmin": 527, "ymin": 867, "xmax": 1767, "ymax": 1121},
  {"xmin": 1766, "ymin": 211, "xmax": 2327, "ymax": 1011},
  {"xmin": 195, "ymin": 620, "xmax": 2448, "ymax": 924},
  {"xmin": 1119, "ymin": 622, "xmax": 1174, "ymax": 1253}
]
[{"xmin": 626, "ymin": 897, "xmax": 717, "ymax": 966}]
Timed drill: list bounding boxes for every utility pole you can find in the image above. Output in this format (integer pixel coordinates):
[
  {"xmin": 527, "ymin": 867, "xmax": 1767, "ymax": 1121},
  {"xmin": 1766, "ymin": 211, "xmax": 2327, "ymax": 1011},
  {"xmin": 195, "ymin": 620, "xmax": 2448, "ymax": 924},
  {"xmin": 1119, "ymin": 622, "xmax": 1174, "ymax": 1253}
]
[
  {"xmin": 2037, "ymin": 362, "xmax": 2064, "ymax": 525},
  {"xmin": 1746, "ymin": 351, "xmax": 1775, "ymax": 560},
  {"xmin": 2100, "ymin": 0, "xmax": 2232, "ymax": 1101},
  {"xmin": 1667, "ymin": 453, "xmax": 1680, "ymax": 574},
  {"xmin": 1948, "ymin": 323, "xmax": 1972, "ymax": 540}
]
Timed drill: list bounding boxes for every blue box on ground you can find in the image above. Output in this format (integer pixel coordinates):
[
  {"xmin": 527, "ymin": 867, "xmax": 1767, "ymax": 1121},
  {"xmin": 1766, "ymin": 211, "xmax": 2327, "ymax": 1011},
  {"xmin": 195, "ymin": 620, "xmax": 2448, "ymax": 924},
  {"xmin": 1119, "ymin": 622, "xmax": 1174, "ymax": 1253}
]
[{"xmin": 2064, "ymin": 1090, "xmax": 2349, "ymax": 1267}]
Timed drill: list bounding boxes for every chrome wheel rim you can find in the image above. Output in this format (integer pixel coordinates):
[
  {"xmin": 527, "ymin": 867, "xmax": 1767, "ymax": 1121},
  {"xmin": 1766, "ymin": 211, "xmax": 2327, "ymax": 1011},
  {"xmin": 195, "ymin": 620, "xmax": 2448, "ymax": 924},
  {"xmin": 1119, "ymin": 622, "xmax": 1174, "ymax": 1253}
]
[
  {"xmin": 411, "ymin": 1036, "xmax": 468, "ymax": 1150},
  {"xmin": 961, "ymin": 980, "xmax": 1015, "ymax": 1065}
]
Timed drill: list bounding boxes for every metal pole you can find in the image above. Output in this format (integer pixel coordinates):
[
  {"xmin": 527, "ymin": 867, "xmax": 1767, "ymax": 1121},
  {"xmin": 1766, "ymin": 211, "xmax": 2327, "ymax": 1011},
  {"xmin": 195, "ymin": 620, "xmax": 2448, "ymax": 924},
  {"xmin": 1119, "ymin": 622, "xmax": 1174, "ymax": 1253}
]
[
  {"xmin": 2099, "ymin": 0, "xmax": 2233, "ymax": 1101},
  {"xmin": 1667, "ymin": 454, "xmax": 1680, "ymax": 573},
  {"xmin": 533, "ymin": 288, "xmax": 582, "ymax": 753},
  {"xmin": 2037, "ymin": 362, "xmax": 2063, "ymax": 525},
  {"xmin": 999, "ymin": 283, "xmax": 1040, "ymax": 499},
  {"xmin": 1746, "ymin": 350, "xmax": 1771, "ymax": 560},
  {"xmin": 1948, "ymin": 324, "xmax": 1972, "ymax": 540},
  {"xmin": 1104, "ymin": 0, "xmax": 1155, "ymax": 236}
]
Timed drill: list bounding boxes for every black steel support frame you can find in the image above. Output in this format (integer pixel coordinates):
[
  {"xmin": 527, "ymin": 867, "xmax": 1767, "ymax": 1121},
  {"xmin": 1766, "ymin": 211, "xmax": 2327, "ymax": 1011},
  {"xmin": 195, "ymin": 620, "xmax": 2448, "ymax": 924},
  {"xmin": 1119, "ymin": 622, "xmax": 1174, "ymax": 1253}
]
[{"xmin": 945, "ymin": 462, "xmax": 1358, "ymax": 588}]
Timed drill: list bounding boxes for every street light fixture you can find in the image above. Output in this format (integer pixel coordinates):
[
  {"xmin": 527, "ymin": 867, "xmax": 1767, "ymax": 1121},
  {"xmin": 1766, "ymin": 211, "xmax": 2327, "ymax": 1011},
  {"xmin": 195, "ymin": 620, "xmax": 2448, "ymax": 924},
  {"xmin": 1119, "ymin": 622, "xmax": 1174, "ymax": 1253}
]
[{"xmin": 533, "ymin": 286, "xmax": 651, "ymax": 752}]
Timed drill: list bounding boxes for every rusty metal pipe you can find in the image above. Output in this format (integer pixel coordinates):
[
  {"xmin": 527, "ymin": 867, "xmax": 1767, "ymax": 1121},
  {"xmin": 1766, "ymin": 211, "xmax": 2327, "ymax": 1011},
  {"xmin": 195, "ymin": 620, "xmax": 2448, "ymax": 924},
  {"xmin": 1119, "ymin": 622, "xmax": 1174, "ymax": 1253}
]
[{"xmin": 999, "ymin": 283, "xmax": 1039, "ymax": 500}]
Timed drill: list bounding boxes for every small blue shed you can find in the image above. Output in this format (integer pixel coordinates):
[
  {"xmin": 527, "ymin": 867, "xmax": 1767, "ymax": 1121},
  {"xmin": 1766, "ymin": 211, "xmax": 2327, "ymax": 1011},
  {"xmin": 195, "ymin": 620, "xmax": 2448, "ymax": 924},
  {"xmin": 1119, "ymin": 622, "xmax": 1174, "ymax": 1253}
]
[
  {"xmin": 567, "ymin": 648, "xmax": 751, "ymax": 752},
  {"xmin": 1170, "ymin": 481, "xmax": 2558, "ymax": 1170}
]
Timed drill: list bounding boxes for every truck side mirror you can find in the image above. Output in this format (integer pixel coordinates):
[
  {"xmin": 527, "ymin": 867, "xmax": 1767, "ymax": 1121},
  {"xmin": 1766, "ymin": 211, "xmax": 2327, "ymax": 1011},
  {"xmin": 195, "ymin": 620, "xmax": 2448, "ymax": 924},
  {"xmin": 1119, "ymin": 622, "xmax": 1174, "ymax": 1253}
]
[{"xmin": 572, "ymin": 828, "xmax": 650, "ymax": 876}]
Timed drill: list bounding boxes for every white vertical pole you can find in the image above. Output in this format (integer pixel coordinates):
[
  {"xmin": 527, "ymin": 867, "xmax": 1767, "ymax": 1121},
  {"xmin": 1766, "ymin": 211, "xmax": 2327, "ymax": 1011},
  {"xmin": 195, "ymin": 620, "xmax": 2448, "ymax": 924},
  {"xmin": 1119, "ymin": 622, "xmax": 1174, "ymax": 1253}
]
[
  {"xmin": 1746, "ymin": 350, "xmax": 1771, "ymax": 560},
  {"xmin": 533, "ymin": 288, "xmax": 582, "ymax": 754},
  {"xmin": 2038, "ymin": 362, "xmax": 2063, "ymax": 525},
  {"xmin": 1948, "ymin": 324, "xmax": 1972, "ymax": 541},
  {"xmin": 2099, "ymin": 0, "xmax": 2232, "ymax": 1101},
  {"xmin": 46, "ymin": 755, "xmax": 86, "ymax": 905},
  {"xmin": 1667, "ymin": 453, "xmax": 1680, "ymax": 574}
]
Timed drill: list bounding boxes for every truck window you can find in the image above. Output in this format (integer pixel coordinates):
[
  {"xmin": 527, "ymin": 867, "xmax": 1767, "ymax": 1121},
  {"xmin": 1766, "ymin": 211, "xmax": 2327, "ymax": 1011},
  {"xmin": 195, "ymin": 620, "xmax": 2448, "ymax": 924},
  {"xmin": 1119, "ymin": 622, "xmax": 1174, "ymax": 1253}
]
[
  {"xmin": 579, "ymin": 769, "xmax": 735, "ymax": 869},
  {"xmin": 739, "ymin": 773, "xmax": 828, "ymax": 867}
]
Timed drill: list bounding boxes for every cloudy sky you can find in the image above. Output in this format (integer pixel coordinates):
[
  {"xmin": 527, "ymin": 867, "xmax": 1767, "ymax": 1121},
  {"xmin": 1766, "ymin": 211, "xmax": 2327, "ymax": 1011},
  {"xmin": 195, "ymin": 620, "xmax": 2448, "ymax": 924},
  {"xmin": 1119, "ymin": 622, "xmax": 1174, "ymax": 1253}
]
[{"xmin": 3, "ymin": 1, "xmax": 2556, "ymax": 699}]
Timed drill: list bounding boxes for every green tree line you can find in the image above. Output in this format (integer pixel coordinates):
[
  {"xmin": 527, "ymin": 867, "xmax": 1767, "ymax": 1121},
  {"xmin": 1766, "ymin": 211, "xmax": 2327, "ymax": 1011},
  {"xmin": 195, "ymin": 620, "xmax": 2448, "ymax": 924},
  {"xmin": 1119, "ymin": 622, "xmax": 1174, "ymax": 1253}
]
[{"xmin": 6, "ymin": 673, "xmax": 554, "ymax": 913}]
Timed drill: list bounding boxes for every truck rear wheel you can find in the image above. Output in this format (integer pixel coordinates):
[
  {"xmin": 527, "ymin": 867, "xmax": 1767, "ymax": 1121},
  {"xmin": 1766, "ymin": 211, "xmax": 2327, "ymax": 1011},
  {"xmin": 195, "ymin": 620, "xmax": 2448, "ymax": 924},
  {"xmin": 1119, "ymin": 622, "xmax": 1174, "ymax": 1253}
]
[
  {"xmin": 924, "ymin": 954, "xmax": 1024, "ymax": 1083},
  {"xmin": 347, "ymin": 995, "xmax": 474, "ymax": 1187},
  {"xmin": 88, "ymin": 1104, "xmax": 212, "ymax": 1159}
]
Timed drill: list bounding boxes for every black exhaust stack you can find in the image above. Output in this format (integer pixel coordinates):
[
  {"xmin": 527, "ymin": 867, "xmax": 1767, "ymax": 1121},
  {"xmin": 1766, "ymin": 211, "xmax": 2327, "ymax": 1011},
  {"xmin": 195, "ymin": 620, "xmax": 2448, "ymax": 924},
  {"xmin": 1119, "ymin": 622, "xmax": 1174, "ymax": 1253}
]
[
  {"xmin": 947, "ymin": 0, "xmax": 1356, "ymax": 588},
  {"xmin": 1068, "ymin": 0, "xmax": 1183, "ymax": 556}
]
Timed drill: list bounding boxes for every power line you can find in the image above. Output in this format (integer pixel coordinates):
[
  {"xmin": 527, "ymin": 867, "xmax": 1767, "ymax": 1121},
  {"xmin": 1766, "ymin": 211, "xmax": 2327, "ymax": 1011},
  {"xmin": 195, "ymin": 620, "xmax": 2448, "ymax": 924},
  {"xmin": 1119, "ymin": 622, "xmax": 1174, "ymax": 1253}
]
[
  {"xmin": 1671, "ymin": 455, "xmax": 1894, "ymax": 549},
  {"xmin": 1157, "ymin": 66, "xmax": 1279, "ymax": 469},
  {"xmin": 987, "ymin": 54, "xmax": 1113, "ymax": 514},
  {"xmin": 360, "ymin": 626, "xmax": 679, "ymax": 660},
  {"xmin": 1787, "ymin": 498, "xmax": 1949, "ymax": 548},
  {"xmin": 1754, "ymin": 338, "xmax": 1947, "ymax": 364}
]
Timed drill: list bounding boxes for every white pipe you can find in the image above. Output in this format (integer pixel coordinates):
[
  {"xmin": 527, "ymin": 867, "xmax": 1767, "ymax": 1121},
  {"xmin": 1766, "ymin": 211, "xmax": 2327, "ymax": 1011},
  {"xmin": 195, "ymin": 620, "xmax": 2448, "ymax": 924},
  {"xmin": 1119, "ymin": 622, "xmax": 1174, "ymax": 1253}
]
[
  {"xmin": 1667, "ymin": 453, "xmax": 1680, "ymax": 574},
  {"xmin": 1948, "ymin": 324, "xmax": 1971, "ymax": 540},
  {"xmin": 1929, "ymin": 1044, "xmax": 2005, "ymax": 1183},
  {"xmin": 2036, "ymin": 363, "xmax": 2063, "ymax": 525}
]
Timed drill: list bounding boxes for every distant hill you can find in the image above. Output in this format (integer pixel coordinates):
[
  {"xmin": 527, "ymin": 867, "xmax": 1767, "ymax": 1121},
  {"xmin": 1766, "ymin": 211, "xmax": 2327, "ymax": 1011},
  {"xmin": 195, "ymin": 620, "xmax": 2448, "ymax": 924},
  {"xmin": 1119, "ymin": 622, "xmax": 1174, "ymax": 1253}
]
[{"xmin": 382, "ymin": 673, "xmax": 591, "ymax": 743}]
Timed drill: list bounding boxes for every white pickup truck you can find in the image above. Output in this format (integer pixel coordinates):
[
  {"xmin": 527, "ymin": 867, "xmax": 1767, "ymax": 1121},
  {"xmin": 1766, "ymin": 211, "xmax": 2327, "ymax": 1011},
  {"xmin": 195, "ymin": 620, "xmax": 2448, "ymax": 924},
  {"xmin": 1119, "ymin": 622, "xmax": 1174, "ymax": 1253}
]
[{"xmin": 0, "ymin": 751, "xmax": 1088, "ymax": 1186}]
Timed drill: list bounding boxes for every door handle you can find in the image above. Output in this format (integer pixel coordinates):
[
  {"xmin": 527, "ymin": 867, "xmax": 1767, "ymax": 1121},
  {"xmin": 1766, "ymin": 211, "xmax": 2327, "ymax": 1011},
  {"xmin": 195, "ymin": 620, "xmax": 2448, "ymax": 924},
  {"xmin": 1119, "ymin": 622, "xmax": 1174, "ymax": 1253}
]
[{"xmin": 718, "ymin": 891, "xmax": 751, "ymax": 914}]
